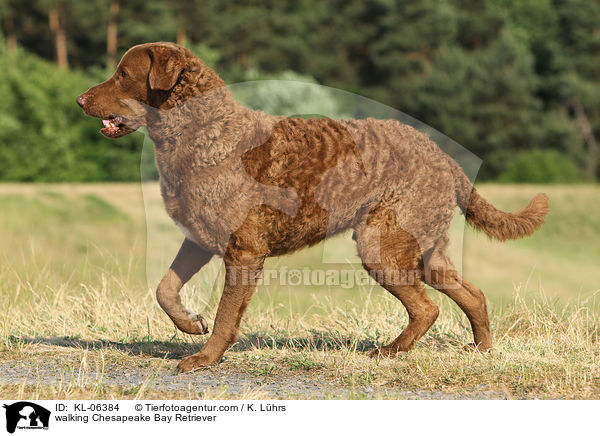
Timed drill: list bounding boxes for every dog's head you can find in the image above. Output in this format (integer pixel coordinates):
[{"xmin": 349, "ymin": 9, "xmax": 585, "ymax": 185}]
[{"xmin": 77, "ymin": 42, "xmax": 223, "ymax": 138}]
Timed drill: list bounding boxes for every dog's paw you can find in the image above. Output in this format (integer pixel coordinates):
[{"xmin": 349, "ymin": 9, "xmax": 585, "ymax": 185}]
[
  {"xmin": 463, "ymin": 343, "xmax": 492, "ymax": 353},
  {"xmin": 178, "ymin": 310, "xmax": 209, "ymax": 335},
  {"xmin": 176, "ymin": 353, "xmax": 219, "ymax": 373},
  {"xmin": 368, "ymin": 346, "xmax": 397, "ymax": 359},
  {"xmin": 187, "ymin": 312, "xmax": 210, "ymax": 335}
]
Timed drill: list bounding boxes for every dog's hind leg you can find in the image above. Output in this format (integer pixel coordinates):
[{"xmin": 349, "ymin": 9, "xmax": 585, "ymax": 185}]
[
  {"xmin": 423, "ymin": 236, "xmax": 492, "ymax": 352},
  {"xmin": 156, "ymin": 238, "xmax": 213, "ymax": 335},
  {"xmin": 355, "ymin": 209, "xmax": 439, "ymax": 358}
]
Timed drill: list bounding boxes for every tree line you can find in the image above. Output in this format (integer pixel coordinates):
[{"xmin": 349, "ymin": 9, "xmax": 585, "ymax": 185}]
[{"xmin": 0, "ymin": 0, "xmax": 598, "ymax": 182}]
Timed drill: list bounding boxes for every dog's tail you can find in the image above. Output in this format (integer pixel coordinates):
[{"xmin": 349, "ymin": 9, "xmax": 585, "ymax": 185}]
[{"xmin": 451, "ymin": 161, "xmax": 550, "ymax": 241}]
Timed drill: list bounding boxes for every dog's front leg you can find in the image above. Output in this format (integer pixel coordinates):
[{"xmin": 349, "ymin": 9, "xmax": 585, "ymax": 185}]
[
  {"xmin": 176, "ymin": 249, "xmax": 265, "ymax": 373},
  {"xmin": 156, "ymin": 238, "xmax": 213, "ymax": 335}
]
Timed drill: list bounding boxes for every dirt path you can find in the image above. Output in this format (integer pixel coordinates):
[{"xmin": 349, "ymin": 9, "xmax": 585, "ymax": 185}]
[
  {"xmin": 0, "ymin": 336, "xmax": 512, "ymax": 399},
  {"xmin": 0, "ymin": 361, "xmax": 507, "ymax": 400}
]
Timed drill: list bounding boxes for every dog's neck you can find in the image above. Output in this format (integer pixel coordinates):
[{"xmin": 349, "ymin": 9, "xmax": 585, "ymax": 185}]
[
  {"xmin": 146, "ymin": 64, "xmax": 245, "ymax": 158},
  {"xmin": 145, "ymin": 66, "xmax": 280, "ymax": 196},
  {"xmin": 146, "ymin": 88, "xmax": 277, "ymax": 165},
  {"xmin": 155, "ymin": 62, "xmax": 227, "ymax": 111}
]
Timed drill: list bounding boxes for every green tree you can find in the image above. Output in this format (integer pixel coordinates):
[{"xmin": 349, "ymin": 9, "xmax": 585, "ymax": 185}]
[
  {"xmin": 0, "ymin": 48, "xmax": 143, "ymax": 181},
  {"xmin": 553, "ymin": 0, "xmax": 600, "ymax": 180}
]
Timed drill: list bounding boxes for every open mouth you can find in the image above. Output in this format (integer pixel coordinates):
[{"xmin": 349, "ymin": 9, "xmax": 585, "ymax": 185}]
[{"xmin": 100, "ymin": 115, "xmax": 135, "ymax": 138}]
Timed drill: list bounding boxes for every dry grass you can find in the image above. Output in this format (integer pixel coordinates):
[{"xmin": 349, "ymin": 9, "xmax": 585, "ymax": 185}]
[{"xmin": 0, "ymin": 183, "xmax": 598, "ymax": 399}]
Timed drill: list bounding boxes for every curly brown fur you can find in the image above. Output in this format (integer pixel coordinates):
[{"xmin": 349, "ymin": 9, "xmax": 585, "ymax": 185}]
[
  {"xmin": 77, "ymin": 42, "xmax": 550, "ymax": 372},
  {"xmin": 450, "ymin": 160, "xmax": 550, "ymax": 241}
]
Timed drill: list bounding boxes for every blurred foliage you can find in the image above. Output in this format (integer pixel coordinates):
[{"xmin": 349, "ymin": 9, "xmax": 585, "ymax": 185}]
[
  {"xmin": 499, "ymin": 149, "xmax": 580, "ymax": 183},
  {"xmin": 232, "ymin": 70, "xmax": 350, "ymax": 118},
  {"xmin": 0, "ymin": 47, "xmax": 143, "ymax": 181},
  {"xmin": 0, "ymin": 0, "xmax": 599, "ymax": 182}
]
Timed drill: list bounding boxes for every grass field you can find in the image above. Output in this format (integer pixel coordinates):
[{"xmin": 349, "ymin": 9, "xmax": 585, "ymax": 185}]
[{"xmin": 0, "ymin": 183, "xmax": 598, "ymax": 399}]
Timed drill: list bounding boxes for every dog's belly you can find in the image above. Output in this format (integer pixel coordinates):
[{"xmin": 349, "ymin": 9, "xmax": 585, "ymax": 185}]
[{"xmin": 168, "ymin": 181, "xmax": 364, "ymax": 256}]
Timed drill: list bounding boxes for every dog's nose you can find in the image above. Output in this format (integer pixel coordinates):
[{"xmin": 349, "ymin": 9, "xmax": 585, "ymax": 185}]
[{"xmin": 76, "ymin": 94, "xmax": 86, "ymax": 108}]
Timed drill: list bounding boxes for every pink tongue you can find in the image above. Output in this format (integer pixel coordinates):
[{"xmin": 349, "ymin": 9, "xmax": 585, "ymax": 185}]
[{"xmin": 102, "ymin": 119, "xmax": 110, "ymax": 127}]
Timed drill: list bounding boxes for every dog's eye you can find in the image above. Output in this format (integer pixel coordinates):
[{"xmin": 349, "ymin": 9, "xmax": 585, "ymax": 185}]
[{"xmin": 120, "ymin": 70, "xmax": 128, "ymax": 78}]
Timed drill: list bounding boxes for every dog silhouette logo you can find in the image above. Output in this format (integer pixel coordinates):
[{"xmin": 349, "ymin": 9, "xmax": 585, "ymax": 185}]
[{"xmin": 3, "ymin": 402, "xmax": 50, "ymax": 433}]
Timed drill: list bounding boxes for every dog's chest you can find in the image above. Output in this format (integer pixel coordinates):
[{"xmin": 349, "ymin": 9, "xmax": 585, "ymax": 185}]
[{"xmin": 159, "ymin": 165, "xmax": 262, "ymax": 252}]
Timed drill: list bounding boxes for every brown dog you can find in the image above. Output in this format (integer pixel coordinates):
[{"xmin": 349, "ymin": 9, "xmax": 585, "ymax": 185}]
[{"xmin": 77, "ymin": 42, "xmax": 549, "ymax": 373}]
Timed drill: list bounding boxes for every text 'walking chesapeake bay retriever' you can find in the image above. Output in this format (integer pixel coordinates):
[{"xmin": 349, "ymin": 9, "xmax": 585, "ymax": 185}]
[{"xmin": 77, "ymin": 42, "xmax": 549, "ymax": 373}]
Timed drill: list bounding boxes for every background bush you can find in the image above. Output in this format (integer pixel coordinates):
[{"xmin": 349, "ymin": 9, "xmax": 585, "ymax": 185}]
[
  {"xmin": 499, "ymin": 149, "xmax": 580, "ymax": 183},
  {"xmin": 0, "ymin": 48, "xmax": 143, "ymax": 181},
  {"xmin": 1, "ymin": 0, "xmax": 598, "ymax": 183}
]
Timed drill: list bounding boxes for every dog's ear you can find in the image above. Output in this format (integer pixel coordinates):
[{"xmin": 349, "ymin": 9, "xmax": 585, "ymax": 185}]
[{"xmin": 148, "ymin": 45, "xmax": 186, "ymax": 91}]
